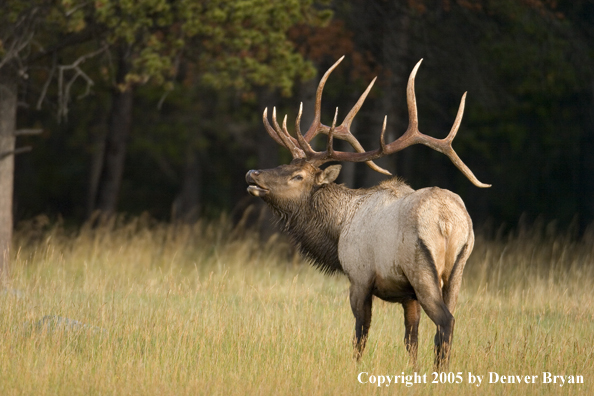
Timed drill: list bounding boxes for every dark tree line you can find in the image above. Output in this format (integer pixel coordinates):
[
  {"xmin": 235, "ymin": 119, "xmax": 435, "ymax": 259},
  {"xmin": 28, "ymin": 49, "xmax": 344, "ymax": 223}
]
[
  {"xmin": 3, "ymin": 0, "xmax": 594, "ymax": 253},
  {"xmin": 0, "ymin": 0, "xmax": 329, "ymax": 277}
]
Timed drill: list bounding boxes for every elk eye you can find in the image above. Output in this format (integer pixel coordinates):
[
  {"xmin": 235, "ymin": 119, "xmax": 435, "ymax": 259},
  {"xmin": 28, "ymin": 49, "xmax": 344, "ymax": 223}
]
[{"xmin": 291, "ymin": 174, "xmax": 304, "ymax": 181}]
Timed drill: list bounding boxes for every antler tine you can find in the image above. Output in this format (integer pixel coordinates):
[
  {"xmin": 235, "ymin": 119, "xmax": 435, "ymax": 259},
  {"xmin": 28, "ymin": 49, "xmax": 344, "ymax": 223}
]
[
  {"xmin": 282, "ymin": 114, "xmax": 306, "ymax": 157},
  {"xmin": 295, "ymin": 102, "xmax": 318, "ymax": 156},
  {"xmin": 271, "ymin": 107, "xmax": 305, "ymax": 159},
  {"xmin": 440, "ymin": 145, "xmax": 491, "ymax": 188},
  {"xmin": 326, "ymin": 107, "xmax": 339, "ymax": 155},
  {"xmin": 445, "ymin": 92, "xmax": 466, "ymax": 143},
  {"xmin": 262, "ymin": 107, "xmax": 287, "ymax": 147},
  {"xmin": 282, "ymin": 114, "xmax": 290, "ymax": 138},
  {"xmin": 406, "ymin": 59, "xmax": 422, "ymax": 133},
  {"xmin": 342, "ymin": 76, "xmax": 377, "ymax": 129},
  {"xmin": 379, "ymin": 115, "xmax": 387, "ymax": 153},
  {"xmin": 303, "ymin": 56, "xmax": 345, "ymax": 142}
]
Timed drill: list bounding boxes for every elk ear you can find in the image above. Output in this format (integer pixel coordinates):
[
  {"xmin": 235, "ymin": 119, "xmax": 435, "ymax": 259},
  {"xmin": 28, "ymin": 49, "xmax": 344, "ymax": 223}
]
[{"xmin": 315, "ymin": 165, "xmax": 342, "ymax": 185}]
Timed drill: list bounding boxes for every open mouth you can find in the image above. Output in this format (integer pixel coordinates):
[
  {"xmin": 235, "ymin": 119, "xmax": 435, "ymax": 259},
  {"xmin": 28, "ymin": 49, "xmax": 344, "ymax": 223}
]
[
  {"xmin": 246, "ymin": 170, "xmax": 269, "ymax": 197},
  {"xmin": 247, "ymin": 184, "xmax": 269, "ymax": 197}
]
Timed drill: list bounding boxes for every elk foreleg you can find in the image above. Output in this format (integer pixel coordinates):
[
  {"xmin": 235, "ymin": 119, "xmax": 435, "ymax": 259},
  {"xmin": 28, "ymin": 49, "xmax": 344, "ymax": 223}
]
[
  {"xmin": 403, "ymin": 299, "xmax": 421, "ymax": 366},
  {"xmin": 349, "ymin": 283, "xmax": 373, "ymax": 360}
]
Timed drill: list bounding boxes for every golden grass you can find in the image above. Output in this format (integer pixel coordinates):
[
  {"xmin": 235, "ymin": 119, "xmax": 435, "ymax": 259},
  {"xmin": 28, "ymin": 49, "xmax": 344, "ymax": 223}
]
[{"xmin": 1, "ymin": 215, "xmax": 593, "ymax": 395}]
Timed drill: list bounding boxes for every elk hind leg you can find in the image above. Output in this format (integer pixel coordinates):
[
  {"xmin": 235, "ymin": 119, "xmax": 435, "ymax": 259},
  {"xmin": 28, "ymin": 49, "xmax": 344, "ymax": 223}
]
[
  {"xmin": 430, "ymin": 302, "xmax": 455, "ymax": 370},
  {"xmin": 349, "ymin": 282, "xmax": 373, "ymax": 360},
  {"xmin": 412, "ymin": 242, "xmax": 455, "ymax": 370},
  {"xmin": 442, "ymin": 239, "xmax": 473, "ymax": 313},
  {"xmin": 403, "ymin": 299, "xmax": 421, "ymax": 367},
  {"xmin": 416, "ymin": 293, "xmax": 454, "ymax": 370}
]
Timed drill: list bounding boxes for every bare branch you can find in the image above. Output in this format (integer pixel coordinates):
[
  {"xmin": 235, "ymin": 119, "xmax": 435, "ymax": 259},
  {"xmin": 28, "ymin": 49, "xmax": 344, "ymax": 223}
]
[
  {"xmin": 14, "ymin": 129, "xmax": 43, "ymax": 136},
  {"xmin": 75, "ymin": 68, "xmax": 94, "ymax": 100},
  {"xmin": 157, "ymin": 90, "xmax": 170, "ymax": 110},
  {"xmin": 69, "ymin": 45, "xmax": 108, "ymax": 69},
  {"xmin": 0, "ymin": 7, "xmax": 41, "ymax": 70},
  {"xmin": 0, "ymin": 146, "xmax": 32, "ymax": 161},
  {"xmin": 0, "ymin": 31, "xmax": 35, "ymax": 70},
  {"xmin": 64, "ymin": 1, "xmax": 92, "ymax": 17},
  {"xmin": 59, "ymin": 67, "xmax": 81, "ymax": 120},
  {"xmin": 36, "ymin": 53, "xmax": 57, "ymax": 110},
  {"xmin": 56, "ymin": 45, "xmax": 107, "ymax": 120}
]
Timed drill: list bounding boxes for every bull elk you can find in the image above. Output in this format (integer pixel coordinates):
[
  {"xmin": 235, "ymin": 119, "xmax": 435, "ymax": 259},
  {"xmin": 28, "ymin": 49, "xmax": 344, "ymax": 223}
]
[{"xmin": 245, "ymin": 57, "xmax": 490, "ymax": 368}]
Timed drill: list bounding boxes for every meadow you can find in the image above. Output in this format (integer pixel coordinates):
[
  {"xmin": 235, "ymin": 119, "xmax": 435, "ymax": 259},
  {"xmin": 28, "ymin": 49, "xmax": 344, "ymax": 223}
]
[{"xmin": 1, "ymin": 215, "xmax": 593, "ymax": 395}]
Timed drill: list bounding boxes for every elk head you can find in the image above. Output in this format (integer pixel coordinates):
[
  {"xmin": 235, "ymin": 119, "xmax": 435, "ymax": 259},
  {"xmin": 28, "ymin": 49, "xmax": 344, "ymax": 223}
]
[
  {"xmin": 246, "ymin": 159, "xmax": 342, "ymax": 212},
  {"xmin": 247, "ymin": 56, "xmax": 490, "ymax": 204}
]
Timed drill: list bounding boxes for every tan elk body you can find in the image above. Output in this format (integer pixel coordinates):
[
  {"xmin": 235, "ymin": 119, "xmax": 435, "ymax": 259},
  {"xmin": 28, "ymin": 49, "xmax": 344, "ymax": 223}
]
[{"xmin": 246, "ymin": 57, "xmax": 489, "ymax": 368}]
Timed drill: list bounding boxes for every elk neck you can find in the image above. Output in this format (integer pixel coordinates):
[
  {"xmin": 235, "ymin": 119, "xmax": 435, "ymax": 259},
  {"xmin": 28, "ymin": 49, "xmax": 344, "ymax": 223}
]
[
  {"xmin": 269, "ymin": 179, "xmax": 413, "ymax": 274},
  {"xmin": 277, "ymin": 183, "xmax": 354, "ymax": 273}
]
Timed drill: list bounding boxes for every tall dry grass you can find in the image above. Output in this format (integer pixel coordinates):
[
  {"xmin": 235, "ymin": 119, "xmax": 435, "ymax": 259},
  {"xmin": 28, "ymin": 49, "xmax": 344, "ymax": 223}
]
[{"xmin": 0, "ymin": 214, "xmax": 593, "ymax": 395}]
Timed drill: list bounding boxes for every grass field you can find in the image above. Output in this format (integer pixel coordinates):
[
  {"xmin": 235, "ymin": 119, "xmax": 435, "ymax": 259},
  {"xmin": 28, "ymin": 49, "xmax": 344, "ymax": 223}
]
[{"xmin": 1, "ymin": 215, "xmax": 593, "ymax": 395}]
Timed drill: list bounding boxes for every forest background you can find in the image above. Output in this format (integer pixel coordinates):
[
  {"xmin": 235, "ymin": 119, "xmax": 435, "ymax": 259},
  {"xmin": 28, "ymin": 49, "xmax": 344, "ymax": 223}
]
[{"xmin": 1, "ymin": 0, "xmax": 592, "ymax": 241}]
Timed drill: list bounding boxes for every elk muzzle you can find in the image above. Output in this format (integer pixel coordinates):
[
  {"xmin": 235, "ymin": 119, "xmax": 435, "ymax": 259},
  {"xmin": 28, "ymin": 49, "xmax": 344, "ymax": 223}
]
[{"xmin": 246, "ymin": 170, "xmax": 270, "ymax": 197}]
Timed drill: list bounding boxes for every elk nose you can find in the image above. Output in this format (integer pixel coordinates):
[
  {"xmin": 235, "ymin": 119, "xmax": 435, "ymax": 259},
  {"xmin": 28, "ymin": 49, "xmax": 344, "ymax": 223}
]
[{"xmin": 246, "ymin": 170, "xmax": 260, "ymax": 182}]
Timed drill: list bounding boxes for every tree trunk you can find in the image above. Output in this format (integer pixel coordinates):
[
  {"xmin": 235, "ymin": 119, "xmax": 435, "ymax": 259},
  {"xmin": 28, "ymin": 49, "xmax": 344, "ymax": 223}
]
[
  {"xmin": 383, "ymin": 7, "xmax": 412, "ymax": 181},
  {"xmin": 0, "ymin": 72, "xmax": 17, "ymax": 281},
  {"xmin": 93, "ymin": 53, "xmax": 133, "ymax": 218},
  {"xmin": 171, "ymin": 148, "xmax": 202, "ymax": 223},
  {"xmin": 579, "ymin": 83, "xmax": 594, "ymax": 232},
  {"xmin": 86, "ymin": 100, "xmax": 109, "ymax": 219},
  {"xmin": 355, "ymin": 1, "xmax": 411, "ymax": 188}
]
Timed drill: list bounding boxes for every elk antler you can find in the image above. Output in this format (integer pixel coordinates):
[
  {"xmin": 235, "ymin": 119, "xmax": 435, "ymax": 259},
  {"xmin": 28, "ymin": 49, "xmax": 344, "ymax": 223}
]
[
  {"xmin": 262, "ymin": 57, "xmax": 491, "ymax": 188},
  {"xmin": 263, "ymin": 56, "xmax": 390, "ymax": 175}
]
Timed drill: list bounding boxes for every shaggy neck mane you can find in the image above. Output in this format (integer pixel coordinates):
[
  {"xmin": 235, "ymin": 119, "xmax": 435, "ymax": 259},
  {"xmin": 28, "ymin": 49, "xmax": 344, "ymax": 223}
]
[{"xmin": 278, "ymin": 183, "xmax": 358, "ymax": 273}]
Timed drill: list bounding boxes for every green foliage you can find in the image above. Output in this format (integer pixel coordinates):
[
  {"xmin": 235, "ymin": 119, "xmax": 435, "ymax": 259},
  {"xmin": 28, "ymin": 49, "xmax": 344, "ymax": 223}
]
[
  {"xmin": 89, "ymin": 0, "xmax": 329, "ymax": 93},
  {"xmin": 2, "ymin": 0, "xmax": 329, "ymax": 94}
]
